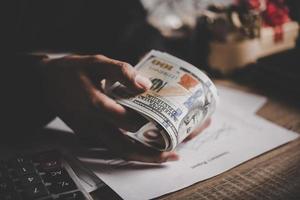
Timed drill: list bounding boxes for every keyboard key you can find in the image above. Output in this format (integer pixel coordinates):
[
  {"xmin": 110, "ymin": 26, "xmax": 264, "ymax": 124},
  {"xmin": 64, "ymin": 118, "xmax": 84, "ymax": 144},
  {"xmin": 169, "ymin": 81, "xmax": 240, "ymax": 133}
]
[
  {"xmin": 20, "ymin": 174, "xmax": 42, "ymax": 187},
  {"xmin": 48, "ymin": 178, "xmax": 77, "ymax": 194},
  {"xmin": 58, "ymin": 191, "xmax": 85, "ymax": 200},
  {"xmin": 22, "ymin": 183, "xmax": 49, "ymax": 199},
  {"xmin": 9, "ymin": 156, "xmax": 31, "ymax": 168},
  {"xmin": 33, "ymin": 151, "xmax": 61, "ymax": 171},
  {"xmin": 43, "ymin": 168, "xmax": 69, "ymax": 182},
  {"xmin": 40, "ymin": 160, "xmax": 61, "ymax": 171},
  {"xmin": 1, "ymin": 150, "xmax": 87, "ymax": 200},
  {"xmin": 16, "ymin": 163, "xmax": 36, "ymax": 176}
]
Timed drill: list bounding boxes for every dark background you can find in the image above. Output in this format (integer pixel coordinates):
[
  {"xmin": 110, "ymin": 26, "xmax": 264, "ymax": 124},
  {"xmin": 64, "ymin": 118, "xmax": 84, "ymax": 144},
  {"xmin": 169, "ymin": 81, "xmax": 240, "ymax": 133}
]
[{"xmin": 4, "ymin": 0, "xmax": 300, "ymax": 107}]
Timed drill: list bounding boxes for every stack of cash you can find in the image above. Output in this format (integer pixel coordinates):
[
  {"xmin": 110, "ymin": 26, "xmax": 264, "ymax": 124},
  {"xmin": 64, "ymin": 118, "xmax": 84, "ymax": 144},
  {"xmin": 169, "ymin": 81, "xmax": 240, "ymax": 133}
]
[{"xmin": 108, "ymin": 50, "xmax": 218, "ymax": 151}]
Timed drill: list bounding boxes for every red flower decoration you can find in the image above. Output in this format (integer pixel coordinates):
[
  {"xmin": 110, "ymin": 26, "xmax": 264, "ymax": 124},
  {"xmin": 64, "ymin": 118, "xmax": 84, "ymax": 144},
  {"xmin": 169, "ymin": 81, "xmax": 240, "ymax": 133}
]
[
  {"xmin": 248, "ymin": 0, "xmax": 261, "ymax": 9},
  {"xmin": 263, "ymin": 0, "xmax": 290, "ymax": 26}
]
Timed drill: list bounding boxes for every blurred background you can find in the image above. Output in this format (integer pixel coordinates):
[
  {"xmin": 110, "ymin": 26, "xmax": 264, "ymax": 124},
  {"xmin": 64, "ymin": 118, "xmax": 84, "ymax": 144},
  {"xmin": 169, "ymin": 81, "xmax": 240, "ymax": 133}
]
[{"xmin": 13, "ymin": 0, "xmax": 300, "ymax": 104}]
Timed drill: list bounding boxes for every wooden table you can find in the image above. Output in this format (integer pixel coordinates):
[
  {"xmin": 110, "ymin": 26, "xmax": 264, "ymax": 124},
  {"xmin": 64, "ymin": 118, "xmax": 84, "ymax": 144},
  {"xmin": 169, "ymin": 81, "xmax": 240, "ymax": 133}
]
[{"xmin": 158, "ymin": 79, "xmax": 300, "ymax": 200}]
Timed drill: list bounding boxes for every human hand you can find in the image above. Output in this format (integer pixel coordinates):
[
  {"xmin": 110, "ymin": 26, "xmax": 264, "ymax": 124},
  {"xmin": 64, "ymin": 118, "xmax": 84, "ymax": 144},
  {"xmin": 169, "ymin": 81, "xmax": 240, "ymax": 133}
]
[{"xmin": 41, "ymin": 54, "xmax": 181, "ymax": 163}]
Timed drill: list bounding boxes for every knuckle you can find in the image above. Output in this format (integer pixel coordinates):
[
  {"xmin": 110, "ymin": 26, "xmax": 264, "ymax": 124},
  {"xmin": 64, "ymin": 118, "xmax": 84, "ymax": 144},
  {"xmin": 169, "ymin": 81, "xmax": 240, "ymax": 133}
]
[
  {"xmin": 155, "ymin": 156, "xmax": 167, "ymax": 163},
  {"xmin": 90, "ymin": 93, "xmax": 105, "ymax": 110},
  {"xmin": 95, "ymin": 54, "xmax": 106, "ymax": 60},
  {"xmin": 117, "ymin": 61, "xmax": 131, "ymax": 72},
  {"xmin": 118, "ymin": 62, "xmax": 136, "ymax": 81},
  {"xmin": 91, "ymin": 54, "xmax": 107, "ymax": 62}
]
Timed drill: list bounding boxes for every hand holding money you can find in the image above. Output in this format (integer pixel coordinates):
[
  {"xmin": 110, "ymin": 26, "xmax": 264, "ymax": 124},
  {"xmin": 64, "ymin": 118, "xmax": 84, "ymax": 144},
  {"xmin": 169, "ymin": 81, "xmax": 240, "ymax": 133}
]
[
  {"xmin": 42, "ymin": 54, "xmax": 179, "ymax": 163},
  {"xmin": 108, "ymin": 50, "xmax": 219, "ymax": 151},
  {"xmin": 42, "ymin": 51, "xmax": 216, "ymax": 162}
]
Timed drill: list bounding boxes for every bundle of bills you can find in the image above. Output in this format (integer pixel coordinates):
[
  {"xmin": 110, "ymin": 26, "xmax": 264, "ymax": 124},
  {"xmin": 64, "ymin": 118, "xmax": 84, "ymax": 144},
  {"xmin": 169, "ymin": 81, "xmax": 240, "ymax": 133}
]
[{"xmin": 108, "ymin": 50, "xmax": 219, "ymax": 151}]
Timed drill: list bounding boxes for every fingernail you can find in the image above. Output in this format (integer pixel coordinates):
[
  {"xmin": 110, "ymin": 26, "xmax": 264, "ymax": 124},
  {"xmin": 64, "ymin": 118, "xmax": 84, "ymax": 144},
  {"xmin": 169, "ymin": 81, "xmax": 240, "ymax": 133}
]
[
  {"xmin": 166, "ymin": 154, "xmax": 179, "ymax": 162},
  {"xmin": 135, "ymin": 74, "xmax": 152, "ymax": 90}
]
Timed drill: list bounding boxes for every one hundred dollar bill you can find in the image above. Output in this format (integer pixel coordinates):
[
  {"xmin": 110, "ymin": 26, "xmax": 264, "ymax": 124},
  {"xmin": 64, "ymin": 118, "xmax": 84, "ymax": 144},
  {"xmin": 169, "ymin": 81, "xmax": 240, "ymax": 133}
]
[{"xmin": 107, "ymin": 50, "xmax": 219, "ymax": 151}]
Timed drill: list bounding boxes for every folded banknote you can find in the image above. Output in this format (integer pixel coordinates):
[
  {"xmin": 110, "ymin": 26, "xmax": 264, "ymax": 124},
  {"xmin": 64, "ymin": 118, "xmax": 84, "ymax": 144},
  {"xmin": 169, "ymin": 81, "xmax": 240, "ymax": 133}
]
[{"xmin": 107, "ymin": 50, "xmax": 219, "ymax": 151}]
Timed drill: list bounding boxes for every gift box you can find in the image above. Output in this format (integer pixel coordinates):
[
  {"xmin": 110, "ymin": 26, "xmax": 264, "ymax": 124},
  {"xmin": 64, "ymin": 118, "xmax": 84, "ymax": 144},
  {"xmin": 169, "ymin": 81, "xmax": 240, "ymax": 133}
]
[
  {"xmin": 208, "ymin": 38, "xmax": 260, "ymax": 73},
  {"xmin": 208, "ymin": 21, "xmax": 299, "ymax": 74},
  {"xmin": 206, "ymin": 0, "xmax": 299, "ymax": 74},
  {"xmin": 259, "ymin": 21, "xmax": 299, "ymax": 57}
]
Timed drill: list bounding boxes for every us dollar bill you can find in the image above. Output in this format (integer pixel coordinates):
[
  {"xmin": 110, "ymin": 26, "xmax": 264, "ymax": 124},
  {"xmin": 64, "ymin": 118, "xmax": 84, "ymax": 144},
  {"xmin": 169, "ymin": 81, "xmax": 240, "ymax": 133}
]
[{"xmin": 108, "ymin": 50, "xmax": 219, "ymax": 151}]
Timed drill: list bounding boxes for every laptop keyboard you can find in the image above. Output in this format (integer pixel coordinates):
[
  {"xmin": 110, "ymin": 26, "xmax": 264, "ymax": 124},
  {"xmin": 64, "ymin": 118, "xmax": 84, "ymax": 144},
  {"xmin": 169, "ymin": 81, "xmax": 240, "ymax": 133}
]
[{"xmin": 0, "ymin": 150, "xmax": 91, "ymax": 200}]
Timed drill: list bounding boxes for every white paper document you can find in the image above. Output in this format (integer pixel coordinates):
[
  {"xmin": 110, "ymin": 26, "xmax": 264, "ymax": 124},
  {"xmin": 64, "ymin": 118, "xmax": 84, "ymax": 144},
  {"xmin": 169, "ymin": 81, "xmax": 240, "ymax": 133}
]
[
  {"xmin": 46, "ymin": 85, "xmax": 297, "ymax": 200},
  {"xmin": 216, "ymin": 84, "xmax": 267, "ymax": 114},
  {"xmin": 78, "ymin": 108, "xmax": 298, "ymax": 200}
]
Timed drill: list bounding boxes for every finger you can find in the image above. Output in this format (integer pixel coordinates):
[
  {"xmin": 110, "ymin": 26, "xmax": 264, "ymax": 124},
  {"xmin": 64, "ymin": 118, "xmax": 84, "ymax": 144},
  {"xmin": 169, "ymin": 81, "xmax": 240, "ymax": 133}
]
[
  {"xmin": 126, "ymin": 150, "xmax": 179, "ymax": 163},
  {"xmin": 183, "ymin": 118, "xmax": 211, "ymax": 143},
  {"xmin": 79, "ymin": 72, "xmax": 147, "ymax": 131},
  {"xmin": 82, "ymin": 120, "xmax": 179, "ymax": 163},
  {"xmin": 112, "ymin": 133, "xmax": 180, "ymax": 163},
  {"xmin": 93, "ymin": 90, "xmax": 148, "ymax": 131},
  {"xmin": 84, "ymin": 55, "xmax": 152, "ymax": 92}
]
